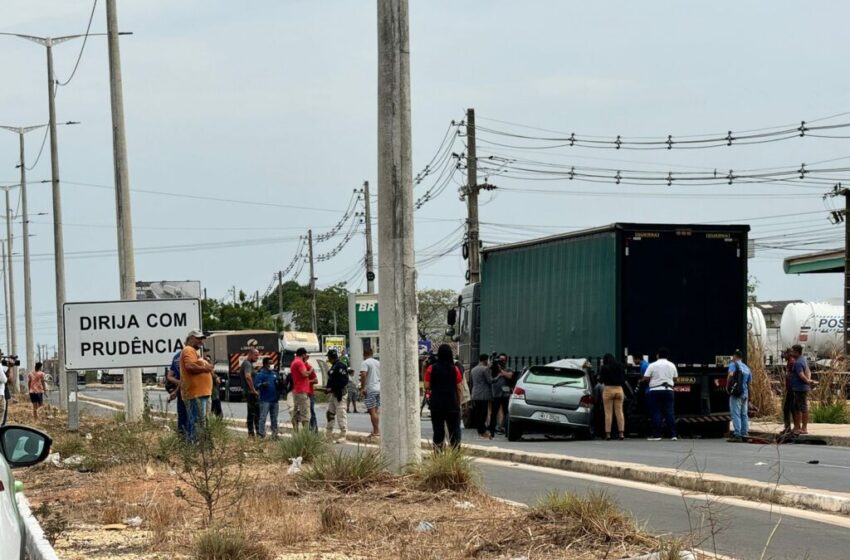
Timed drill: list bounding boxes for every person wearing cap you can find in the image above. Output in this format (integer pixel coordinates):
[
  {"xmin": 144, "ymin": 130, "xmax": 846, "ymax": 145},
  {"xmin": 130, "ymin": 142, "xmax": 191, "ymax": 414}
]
[
  {"xmin": 323, "ymin": 349, "xmax": 349, "ymax": 443},
  {"xmin": 290, "ymin": 347, "xmax": 314, "ymax": 430},
  {"xmin": 180, "ymin": 329, "xmax": 214, "ymax": 441}
]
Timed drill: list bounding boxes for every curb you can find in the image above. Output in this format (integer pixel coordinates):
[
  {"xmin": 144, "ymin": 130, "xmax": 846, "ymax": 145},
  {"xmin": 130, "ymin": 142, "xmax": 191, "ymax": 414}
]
[
  {"xmin": 77, "ymin": 395, "xmax": 850, "ymax": 516},
  {"xmin": 16, "ymin": 493, "xmax": 60, "ymax": 560}
]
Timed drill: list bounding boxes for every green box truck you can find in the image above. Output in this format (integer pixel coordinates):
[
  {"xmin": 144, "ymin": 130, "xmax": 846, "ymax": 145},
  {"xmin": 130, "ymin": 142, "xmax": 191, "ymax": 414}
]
[{"xmin": 450, "ymin": 223, "xmax": 750, "ymax": 435}]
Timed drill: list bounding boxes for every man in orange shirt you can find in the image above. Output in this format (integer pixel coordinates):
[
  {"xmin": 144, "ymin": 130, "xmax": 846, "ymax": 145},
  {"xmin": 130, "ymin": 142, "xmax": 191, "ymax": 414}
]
[{"xmin": 180, "ymin": 329, "xmax": 214, "ymax": 441}]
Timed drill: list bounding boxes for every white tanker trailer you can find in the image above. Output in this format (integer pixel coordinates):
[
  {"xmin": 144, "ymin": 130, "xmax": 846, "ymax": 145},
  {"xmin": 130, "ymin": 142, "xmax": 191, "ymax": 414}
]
[{"xmin": 780, "ymin": 302, "xmax": 844, "ymax": 359}]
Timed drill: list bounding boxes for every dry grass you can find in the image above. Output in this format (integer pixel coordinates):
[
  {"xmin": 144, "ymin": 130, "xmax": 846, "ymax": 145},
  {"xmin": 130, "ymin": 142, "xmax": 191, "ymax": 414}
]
[
  {"xmin": 748, "ymin": 339, "xmax": 780, "ymax": 417},
  {"xmin": 408, "ymin": 447, "xmax": 478, "ymax": 492},
  {"xmin": 12, "ymin": 401, "xmax": 675, "ymax": 560},
  {"xmin": 298, "ymin": 447, "xmax": 389, "ymax": 492}
]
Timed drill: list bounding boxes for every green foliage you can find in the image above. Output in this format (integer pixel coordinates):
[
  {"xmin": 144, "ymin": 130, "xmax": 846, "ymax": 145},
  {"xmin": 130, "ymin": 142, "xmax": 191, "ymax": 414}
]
[
  {"xmin": 409, "ymin": 447, "xmax": 478, "ymax": 492},
  {"xmin": 193, "ymin": 529, "xmax": 271, "ymax": 560},
  {"xmin": 298, "ymin": 448, "xmax": 388, "ymax": 492},
  {"xmin": 747, "ymin": 274, "xmax": 759, "ymax": 305},
  {"xmin": 532, "ymin": 490, "xmax": 636, "ymax": 544},
  {"xmin": 273, "ymin": 429, "xmax": 329, "ymax": 464},
  {"xmin": 811, "ymin": 401, "xmax": 850, "ymax": 423},
  {"xmin": 202, "ymin": 292, "xmax": 276, "ymax": 332},
  {"xmin": 417, "ymin": 288, "xmax": 459, "ymax": 342},
  {"xmin": 262, "ymin": 280, "xmax": 350, "ymax": 336}
]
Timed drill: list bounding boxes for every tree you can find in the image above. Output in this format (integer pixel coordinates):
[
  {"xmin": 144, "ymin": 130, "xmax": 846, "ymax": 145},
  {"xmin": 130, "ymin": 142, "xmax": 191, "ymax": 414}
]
[
  {"xmin": 747, "ymin": 274, "xmax": 759, "ymax": 306},
  {"xmin": 263, "ymin": 281, "xmax": 350, "ymax": 336},
  {"xmin": 417, "ymin": 288, "xmax": 459, "ymax": 343},
  {"xmin": 202, "ymin": 291, "xmax": 276, "ymax": 331}
]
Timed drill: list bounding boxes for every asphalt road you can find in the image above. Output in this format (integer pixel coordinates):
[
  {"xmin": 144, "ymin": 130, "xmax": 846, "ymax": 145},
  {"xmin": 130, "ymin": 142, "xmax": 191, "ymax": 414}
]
[
  {"xmin": 88, "ymin": 387, "xmax": 850, "ymax": 495},
  {"xmin": 74, "ymin": 393, "xmax": 850, "ymax": 559}
]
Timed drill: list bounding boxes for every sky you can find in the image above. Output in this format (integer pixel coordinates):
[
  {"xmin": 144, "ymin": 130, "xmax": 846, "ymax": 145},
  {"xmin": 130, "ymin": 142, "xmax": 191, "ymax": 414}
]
[{"xmin": 1, "ymin": 0, "xmax": 849, "ymax": 352}]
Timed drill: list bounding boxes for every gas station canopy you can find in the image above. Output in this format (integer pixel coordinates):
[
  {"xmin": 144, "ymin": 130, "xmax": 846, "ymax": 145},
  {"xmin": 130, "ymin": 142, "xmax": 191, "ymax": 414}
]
[{"xmin": 783, "ymin": 248, "xmax": 844, "ymax": 274}]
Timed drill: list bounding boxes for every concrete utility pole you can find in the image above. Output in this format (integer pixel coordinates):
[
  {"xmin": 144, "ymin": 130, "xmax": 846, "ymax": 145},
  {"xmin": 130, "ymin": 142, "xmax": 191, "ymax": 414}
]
[
  {"xmin": 1, "ymin": 241, "xmax": 9, "ymax": 356},
  {"xmin": 377, "ymin": 0, "xmax": 421, "ymax": 471},
  {"xmin": 307, "ymin": 229, "xmax": 318, "ymax": 334},
  {"xmin": 277, "ymin": 271, "xmax": 284, "ymax": 332},
  {"xmin": 0, "ymin": 125, "xmax": 48, "ymax": 375},
  {"xmin": 106, "ymin": 0, "xmax": 142, "ymax": 421},
  {"xmin": 363, "ymin": 180, "xmax": 376, "ymax": 293},
  {"xmin": 465, "ymin": 108, "xmax": 481, "ymax": 284},
  {"xmin": 2, "ymin": 189, "xmax": 16, "ymax": 365}
]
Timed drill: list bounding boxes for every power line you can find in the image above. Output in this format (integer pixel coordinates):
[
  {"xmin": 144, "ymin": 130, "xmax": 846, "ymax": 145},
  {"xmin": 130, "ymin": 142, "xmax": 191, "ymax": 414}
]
[{"xmin": 55, "ymin": 0, "xmax": 98, "ymax": 87}]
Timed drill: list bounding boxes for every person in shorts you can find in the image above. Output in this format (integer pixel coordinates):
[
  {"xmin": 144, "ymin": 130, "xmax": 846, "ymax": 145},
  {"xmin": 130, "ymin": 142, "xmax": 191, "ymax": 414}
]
[
  {"xmin": 290, "ymin": 348, "xmax": 314, "ymax": 430},
  {"xmin": 28, "ymin": 362, "xmax": 47, "ymax": 420},
  {"xmin": 790, "ymin": 345, "xmax": 813, "ymax": 435},
  {"xmin": 359, "ymin": 348, "xmax": 381, "ymax": 439}
]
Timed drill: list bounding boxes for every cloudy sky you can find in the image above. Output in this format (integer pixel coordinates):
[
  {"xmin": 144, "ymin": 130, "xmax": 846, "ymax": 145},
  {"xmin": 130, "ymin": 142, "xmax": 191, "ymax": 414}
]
[{"xmin": 1, "ymin": 1, "xmax": 848, "ymax": 351}]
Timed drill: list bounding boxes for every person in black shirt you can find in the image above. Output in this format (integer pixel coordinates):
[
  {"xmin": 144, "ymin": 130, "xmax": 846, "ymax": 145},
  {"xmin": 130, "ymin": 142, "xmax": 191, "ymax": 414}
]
[
  {"xmin": 599, "ymin": 353, "xmax": 626, "ymax": 440},
  {"xmin": 424, "ymin": 344, "xmax": 464, "ymax": 449},
  {"xmin": 323, "ymin": 349, "xmax": 350, "ymax": 443},
  {"xmin": 241, "ymin": 348, "xmax": 260, "ymax": 437}
]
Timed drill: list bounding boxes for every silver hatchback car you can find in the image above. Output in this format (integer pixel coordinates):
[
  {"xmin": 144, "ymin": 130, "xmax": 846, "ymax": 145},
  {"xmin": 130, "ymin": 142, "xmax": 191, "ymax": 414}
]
[{"xmin": 507, "ymin": 359, "xmax": 595, "ymax": 441}]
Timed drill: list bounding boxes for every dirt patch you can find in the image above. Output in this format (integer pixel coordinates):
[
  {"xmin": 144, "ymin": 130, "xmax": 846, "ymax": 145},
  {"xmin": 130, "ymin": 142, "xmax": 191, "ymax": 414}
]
[{"xmin": 13, "ymin": 402, "xmax": 676, "ymax": 559}]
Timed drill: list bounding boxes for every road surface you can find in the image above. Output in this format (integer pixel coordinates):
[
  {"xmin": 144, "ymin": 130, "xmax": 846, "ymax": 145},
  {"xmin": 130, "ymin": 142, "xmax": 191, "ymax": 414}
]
[{"xmin": 86, "ymin": 386, "xmax": 850, "ymax": 494}]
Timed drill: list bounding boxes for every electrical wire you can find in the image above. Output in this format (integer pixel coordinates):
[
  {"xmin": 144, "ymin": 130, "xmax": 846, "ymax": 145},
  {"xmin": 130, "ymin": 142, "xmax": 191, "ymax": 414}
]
[{"xmin": 56, "ymin": 0, "xmax": 98, "ymax": 87}]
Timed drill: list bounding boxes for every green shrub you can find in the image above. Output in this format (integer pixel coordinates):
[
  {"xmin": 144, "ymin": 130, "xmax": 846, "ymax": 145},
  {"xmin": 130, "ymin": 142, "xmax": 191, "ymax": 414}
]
[
  {"xmin": 532, "ymin": 490, "xmax": 632, "ymax": 542},
  {"xmin": 273, "ymin": 429, "xmax": 329, "ymax": 464},
  {"xmin": 811, "ymin": 401, "xmax": 850, "ymax": 424},
  {"xmin": 298, "ymin": 448, "xmax": 388, "ymax": 492},
  {"xmin": 409, "ymin": 447, "xmax": 478, "ymax": 492},
  {"xmin": 193, "ymin": 529, "xmax": 270, "ymax": 560}
]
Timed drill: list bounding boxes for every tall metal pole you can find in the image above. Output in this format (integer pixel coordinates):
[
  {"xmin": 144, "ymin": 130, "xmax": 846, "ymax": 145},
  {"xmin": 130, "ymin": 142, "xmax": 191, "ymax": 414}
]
[
  {"xmin": 466, "ymin": 108, "xmax": 480, "ymax": 285},
  {"xmin": 363, "ymin": 180, "xmax": 376, "ymax": 293},
  {"xmin": 4, "ymin": 189, "xmax": 16, "ymax": 365},
  {"xmin": 106, "ymin": 0, "xmax": 142, "ymax": 421},
  {"xmin": 307, "ymin": 229, "xmax": 317, "ymax": 334},
  {"xmin": 377, "ymin": 0, "xmax": 421, "ymax": 471},
  {"xmin": 46, "ymin": 42, "xmax": 70, "ymax": 414},
  {"xmin": 18, "ymin": 133, "xmax": 34, "ymax": 375}
]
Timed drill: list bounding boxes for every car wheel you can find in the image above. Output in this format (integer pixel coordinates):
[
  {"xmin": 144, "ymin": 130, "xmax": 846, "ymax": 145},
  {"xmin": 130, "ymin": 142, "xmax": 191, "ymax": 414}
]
[{"xmin": 507, "ymin": 419, "xmax": 524, "ymax": 442}]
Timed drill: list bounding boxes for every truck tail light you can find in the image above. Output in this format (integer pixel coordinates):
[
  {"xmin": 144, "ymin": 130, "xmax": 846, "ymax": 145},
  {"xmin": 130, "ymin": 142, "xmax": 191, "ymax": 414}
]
[
  {"xmin": 579, "ymin": 395, "xmax": 595, "ymax": 408},
  {"xmin": 512, "ymin": 387, "xmax": 526, "ymax": 400},
  {"xmin": 714, "ymin": 378, "xmax": 728, "ymax": 388}
]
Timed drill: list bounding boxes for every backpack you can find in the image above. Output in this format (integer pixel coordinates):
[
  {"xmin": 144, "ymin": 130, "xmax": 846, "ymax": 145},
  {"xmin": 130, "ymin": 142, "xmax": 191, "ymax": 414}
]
[{"xmin": 727, "ymin": 362, "xmax": 744, "ymax": 397}]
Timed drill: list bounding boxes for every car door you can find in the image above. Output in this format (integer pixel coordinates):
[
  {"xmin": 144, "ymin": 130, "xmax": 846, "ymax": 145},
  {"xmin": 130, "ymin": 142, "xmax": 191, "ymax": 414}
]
[{"xmin": 0, "ymin": 457, "xmax": 22, "ymax": 559}]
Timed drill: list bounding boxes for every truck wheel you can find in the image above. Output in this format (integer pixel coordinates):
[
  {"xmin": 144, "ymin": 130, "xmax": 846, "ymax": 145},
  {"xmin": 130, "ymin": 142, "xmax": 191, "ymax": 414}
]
[{"xmin": 507, "ymin": 420, "xmax": 524, "ymax": 442}]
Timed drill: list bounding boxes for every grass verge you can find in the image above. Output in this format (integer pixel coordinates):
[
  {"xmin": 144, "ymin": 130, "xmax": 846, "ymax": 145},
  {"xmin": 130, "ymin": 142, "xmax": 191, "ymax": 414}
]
[
  {"xmin": 409, "ymin": 447, "xmax": 478, "ymax": 492},
  {"xmin": 298, "ymin": 447, "xmax": 388, "ymax": 492}
]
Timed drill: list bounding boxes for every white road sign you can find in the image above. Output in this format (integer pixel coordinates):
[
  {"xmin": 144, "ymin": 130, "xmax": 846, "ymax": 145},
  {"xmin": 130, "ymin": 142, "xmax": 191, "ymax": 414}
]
[{"xmin": 63, "ymin": 299, "xmax": 202, "ymax": 370}]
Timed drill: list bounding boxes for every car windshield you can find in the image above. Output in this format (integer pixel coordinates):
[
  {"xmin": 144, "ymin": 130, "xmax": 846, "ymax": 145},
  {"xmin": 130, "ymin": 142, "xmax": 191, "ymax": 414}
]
[{"xmin": 525, "ymin": 366, "xmax": 587, "ymax": 388}]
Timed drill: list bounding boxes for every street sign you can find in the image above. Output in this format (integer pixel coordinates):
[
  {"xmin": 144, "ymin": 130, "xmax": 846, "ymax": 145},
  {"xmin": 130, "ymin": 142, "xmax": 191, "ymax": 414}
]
[
  {"xmin": 349, "ymin": 293, "xmax": 379, "ymax": 336},
  {"xmin": 62, "ymin": 299, "xmax": 202, "ymax": 370},
  {"xmin": 323, "ymin": 335, "xmax": 346, "ymax": 353},
  {"xmin": 366, "ymin": 271, "xmax": 376, "ymax": 282}
]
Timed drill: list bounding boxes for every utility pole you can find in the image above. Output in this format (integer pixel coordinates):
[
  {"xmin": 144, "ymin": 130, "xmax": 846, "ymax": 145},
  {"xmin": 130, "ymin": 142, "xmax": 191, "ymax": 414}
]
[
  {"xmin": 845, "ymin": 189, "xmax": 850, "ymax": 357},
  {"xmin": 466, "ymin": 108, "xmax": 481, "ymax": 284},
  {"xmin": 363, "ymin": 180, "xmax": 376, "ymax": 293},
  {"xmin": 307, "ymin": 229, "xmax": 318, "ymax": 334},
  {"xmin": 0, "ymin": 124, "xmax": 53, "ymax": 376},
  {"xmin": 277, "ymin": 271, "xmax": 284, "ymax": 333},
  {"xmin": 1, "ymin": 241, "xmax": 9, "ymax": 357},
  {"xmin": 377, "ymin": 0, "xmax": 421, "ymax": 471},
  {"xmin": 2, "ymin": 189, "xmax": 16, "ymax": 365},
  {"xmin": 107, "ymin": 0, "xmax": 141, "ymax": 421}
]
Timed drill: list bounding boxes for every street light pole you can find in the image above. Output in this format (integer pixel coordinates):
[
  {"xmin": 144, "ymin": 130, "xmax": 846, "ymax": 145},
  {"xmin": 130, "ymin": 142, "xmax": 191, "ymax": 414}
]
[{"xmin": 1, "ymin": 188, "xmax": 17, "ymax": 371}]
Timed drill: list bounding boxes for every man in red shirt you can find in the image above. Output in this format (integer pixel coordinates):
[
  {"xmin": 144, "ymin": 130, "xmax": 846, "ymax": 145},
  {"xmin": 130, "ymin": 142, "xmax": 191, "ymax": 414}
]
[{"xmin": 290, "ymin": 348, "xmax": 315, "ymax": 431}]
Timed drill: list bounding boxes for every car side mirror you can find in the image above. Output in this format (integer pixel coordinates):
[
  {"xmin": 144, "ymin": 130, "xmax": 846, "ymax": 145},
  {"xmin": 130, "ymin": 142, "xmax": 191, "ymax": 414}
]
[
  {"xmin": 0, "ymin": 426, "xmax": 52, "ymax": 468},
  {"xmin": 447, "ymin": 309, "xmax": 457, "ymax": 326}
]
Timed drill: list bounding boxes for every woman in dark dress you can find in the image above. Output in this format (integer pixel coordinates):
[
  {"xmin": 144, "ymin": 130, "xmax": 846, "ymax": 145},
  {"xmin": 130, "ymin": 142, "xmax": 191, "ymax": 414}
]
[{"xmin": 424, "ymin": 344, "xmax": 464, "ymax": 449}]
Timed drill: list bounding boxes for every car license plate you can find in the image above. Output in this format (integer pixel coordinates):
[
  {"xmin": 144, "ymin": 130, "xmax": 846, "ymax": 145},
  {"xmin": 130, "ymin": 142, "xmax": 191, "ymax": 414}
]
[
  {"xmin": 673, "ymin": 386, "xmax": 691, "ymax": 393},
  {"xmin": 534, "ymin": 411, "xmax": 566, "ymax": 423}
]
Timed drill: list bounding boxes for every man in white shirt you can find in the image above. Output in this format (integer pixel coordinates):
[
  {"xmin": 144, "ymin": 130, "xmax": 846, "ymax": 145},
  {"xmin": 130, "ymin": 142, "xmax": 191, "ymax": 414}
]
[
  {"xmin": 359, "ymin": 348, "xmax": 381, "ymax": 439},
  {"xmin": 642, "ymin": 348, "xmax": 678, "ymax": 441}
]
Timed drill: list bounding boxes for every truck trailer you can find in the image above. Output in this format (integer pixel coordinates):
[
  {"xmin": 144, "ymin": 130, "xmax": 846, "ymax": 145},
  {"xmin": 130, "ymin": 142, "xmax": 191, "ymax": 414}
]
[
  {"xmin": 450, "ymin": 223, "xmax": 750, "ymax": 435},
  {"xmin": 205, "ymin": 330, "xmax": 280, "ymax": 402}
]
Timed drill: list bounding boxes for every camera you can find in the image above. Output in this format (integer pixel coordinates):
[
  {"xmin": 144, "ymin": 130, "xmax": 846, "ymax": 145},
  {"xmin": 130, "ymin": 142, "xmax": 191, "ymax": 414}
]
[{"xmin": 1, "ymin": 355, "xmax": 20, "ymax": 367}]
